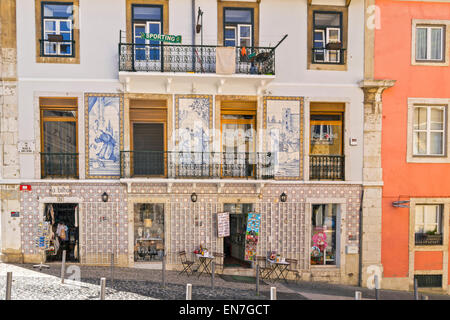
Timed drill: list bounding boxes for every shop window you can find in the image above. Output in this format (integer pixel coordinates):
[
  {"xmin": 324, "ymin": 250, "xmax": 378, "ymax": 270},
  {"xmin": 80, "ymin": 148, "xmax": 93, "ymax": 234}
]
[
  {"xmin": 40, "ymin": 97, "xmax": 78, "ymax": 178},
  {"xmin": 311, "ymin": 204, "xmax": 338, "ymax": 266},
  {"xmin": 415, "ymin": 204, "xmax": 443, "ymax": 246},
  {"xmin": 134, "ymin": 203, "xmax": 165, "ymax": 262},
  {"xmin": 413, "ymin": 106, "xmax": 446, "ymax": 156}
]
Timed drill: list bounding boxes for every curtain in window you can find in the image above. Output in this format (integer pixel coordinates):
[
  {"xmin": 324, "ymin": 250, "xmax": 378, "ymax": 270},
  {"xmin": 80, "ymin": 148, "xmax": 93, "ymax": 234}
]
[
  {"xmin": 416, "ymin": 28, "xmax": 427, "ymax": 60},
  {"xmin": 431, "ymin": 28, "xmax": 442, "ymax": 60}
]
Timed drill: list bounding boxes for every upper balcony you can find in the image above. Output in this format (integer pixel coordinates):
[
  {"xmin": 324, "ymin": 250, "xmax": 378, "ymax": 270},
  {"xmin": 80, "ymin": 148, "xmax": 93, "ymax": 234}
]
[{"xmin": 118, "ymin": 31, "xmax": 285, "ymax": 94}]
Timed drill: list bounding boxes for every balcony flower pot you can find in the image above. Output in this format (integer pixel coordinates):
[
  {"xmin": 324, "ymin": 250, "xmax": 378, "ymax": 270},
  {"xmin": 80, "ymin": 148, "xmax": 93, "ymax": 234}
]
[{"xmin": 325, "ymin": 42, "xmax": 342, "ymax": 50}]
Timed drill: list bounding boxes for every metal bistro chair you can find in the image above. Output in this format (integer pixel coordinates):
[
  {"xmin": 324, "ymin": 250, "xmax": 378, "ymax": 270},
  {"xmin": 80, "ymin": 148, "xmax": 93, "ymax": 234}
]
[
  {"xmin": 178, "ymin": 250, "xmax": 195, "ymax": 277},
  {"xmin": 212, "ymin": 252, "xmax": 224, "ymax": 274},
  {"xmin": 256, "ymin": 256, "xmax": 273, "ymax": 281},
  {"xmin": 285, "ymin": 258, "xmax": 301, "ymax": 283}
]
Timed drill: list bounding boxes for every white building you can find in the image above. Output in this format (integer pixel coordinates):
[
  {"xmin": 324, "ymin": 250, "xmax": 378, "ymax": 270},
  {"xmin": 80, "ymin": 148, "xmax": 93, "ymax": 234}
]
[{"xmin": 1, "ymin": 0, "xmax": 371, "ymax": 285}]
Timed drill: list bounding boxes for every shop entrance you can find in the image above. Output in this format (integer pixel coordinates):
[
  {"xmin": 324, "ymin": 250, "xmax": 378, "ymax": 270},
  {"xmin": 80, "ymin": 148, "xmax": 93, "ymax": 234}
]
[
  {"xmin": 223, "ymin": 203, "xmax": 253, "ymax": 268},
  {"xmin": 134, "ymin": 203, "xmax": 165, "ymax": 262},
  {"xmin": 44, "ymin": 203, "xmax": 79, "ymax": 262}
]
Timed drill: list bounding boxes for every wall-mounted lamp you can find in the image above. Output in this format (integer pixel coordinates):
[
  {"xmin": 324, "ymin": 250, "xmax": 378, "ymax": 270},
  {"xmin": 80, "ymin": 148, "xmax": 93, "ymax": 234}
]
[
  {"xmin": 280, "ymin": 192, "xmax": 287, "ymax": 203},
  {"xmin": 102, "ymin": 192, "xmax": 109, "ymax": 203},
  {"xmin": 191, "ymin": 192, "xmax": 198, "ymax": 203}
]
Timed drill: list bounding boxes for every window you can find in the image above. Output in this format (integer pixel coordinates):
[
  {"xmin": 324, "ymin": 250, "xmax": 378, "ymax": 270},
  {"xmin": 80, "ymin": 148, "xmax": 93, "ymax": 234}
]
[
  {"xmin": 221, "ymin": 101, "xmax": 256, "ymax": 178},
  {"xmin": 416, "ymin": 26, "xmax": 444, "ymax": 62},
  {"xmin": 40, "ymin": 97, "xmax": 78, "ymax": 178},
  {"xmin": 134, "ymin": 203, "xmax": 165, "ymax": 262},
  {"xmin": 413, "ymin": 106, "xmax": 445, "ymax": 156},
  {"xmin": 41, "ymin": 2, "xmax": 74, "ymax": 57},
  {"xmin": 309, "ymin": 103, "xmax": 345, "ymax": 180},
  {"xmin": 415, "ymin": 204, "xmax": 443, "ymax": 245},
  {"xmin": 218, "ymin": 1, "xmax": 259, "ymax": 47},
  {"xmin": 311, "ymin": 204, "xmax": 339, "ymax": 265},
  {"xmin": 132, "ymin": 5, "xmax": 162, "ymax": 61},
  {"xmin": 307, "ymin": 5, "xmax": 347, "ymax": 70},
  {"xmin": 312, "ymin": 11, "xmax": 343, "ymax": 63},
  {"xmin": 223, "ymin": 8, "xmax": 253, "ymax": 47},
  {"xmin": 35, "ymin": 0, "xmax": 79, "ymax": 63},
  {"xmin": 129, "ymin": 99, "xmax": 167, "ymax": 177}
]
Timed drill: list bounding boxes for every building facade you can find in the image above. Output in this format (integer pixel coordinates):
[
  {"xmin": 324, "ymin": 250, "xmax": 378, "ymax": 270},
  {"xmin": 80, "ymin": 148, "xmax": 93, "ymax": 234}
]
[
  {"xmin": 1, "ymin": 0, "xmax": 371, "ymax": 285},
  {"xmin": 375, "ymin": 0, "xmax": 450, "ymax": 294}
]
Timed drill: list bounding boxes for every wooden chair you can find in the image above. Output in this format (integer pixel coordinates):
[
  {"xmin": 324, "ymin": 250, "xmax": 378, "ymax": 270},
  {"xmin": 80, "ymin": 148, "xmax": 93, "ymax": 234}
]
[
  {"xmin": 255, "ymin": 256, "xmax": 273, "ymax": 280},
  {"xmin": 178, "ymin": 250, "xmax": 195, "ymax": 277},
  {"xmin": 285, "ymin": 258, "xmax": 301, "ymax": 282},
  {"xmin": 212, "ymin": 252, "xmax": 225, "ymax": 274}
]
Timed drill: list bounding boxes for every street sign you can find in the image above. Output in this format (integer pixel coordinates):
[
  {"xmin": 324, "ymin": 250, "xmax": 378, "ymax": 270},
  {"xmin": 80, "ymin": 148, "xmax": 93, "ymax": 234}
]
[{"xmin": 140, "ymin": 32, "xmax": 182, "ymax": 43}]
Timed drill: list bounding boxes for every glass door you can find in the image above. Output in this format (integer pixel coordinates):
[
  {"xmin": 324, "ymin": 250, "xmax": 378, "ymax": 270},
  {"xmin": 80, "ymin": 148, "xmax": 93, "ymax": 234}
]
[{"xmin": 221, "ymin": 115, "xmax": 255, "ymax": 178}]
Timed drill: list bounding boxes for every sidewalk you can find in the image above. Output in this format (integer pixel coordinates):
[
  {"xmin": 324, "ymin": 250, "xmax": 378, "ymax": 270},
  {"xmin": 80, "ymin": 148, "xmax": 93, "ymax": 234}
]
[{"xmin": 3, "ymin": 262, "xmax": 450, "ymax": 300}]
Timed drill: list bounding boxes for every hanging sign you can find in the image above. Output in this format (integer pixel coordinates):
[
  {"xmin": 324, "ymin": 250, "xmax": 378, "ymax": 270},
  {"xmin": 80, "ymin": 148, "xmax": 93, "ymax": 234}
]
[
  {"xmin": 244, "ymin": 213, "xmax": 261, "ymax": 261},
  {"xmin": 140, "ymin": 33, "xmax": 182, "ymax": 44},
  {"xmin": 217, "ymin": 212, "xmax": 230, "ymax": 238}
]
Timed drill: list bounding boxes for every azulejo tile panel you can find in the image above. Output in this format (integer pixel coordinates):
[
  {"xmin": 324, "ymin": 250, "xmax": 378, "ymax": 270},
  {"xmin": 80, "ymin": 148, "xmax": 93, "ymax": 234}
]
[{"xmin": 85, "ymin": 93, "xmax": 124, "ymax": 178}]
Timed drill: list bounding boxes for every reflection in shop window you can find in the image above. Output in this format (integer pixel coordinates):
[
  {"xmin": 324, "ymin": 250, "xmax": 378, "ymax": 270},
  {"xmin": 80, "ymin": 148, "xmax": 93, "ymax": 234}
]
[
  {"xmin": 311, "ymin": 204, "xmax": 338, "ymax": 265},
  {"xmin": 134, "ymin": 203, "xmax": 164, "ymax": 262}
]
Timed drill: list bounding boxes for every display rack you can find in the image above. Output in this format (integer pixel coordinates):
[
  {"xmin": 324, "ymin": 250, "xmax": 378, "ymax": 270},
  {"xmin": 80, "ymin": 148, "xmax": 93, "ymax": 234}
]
[{"xmin": 33, "ymin": 222, "xmax": 51, "ymax": 270}]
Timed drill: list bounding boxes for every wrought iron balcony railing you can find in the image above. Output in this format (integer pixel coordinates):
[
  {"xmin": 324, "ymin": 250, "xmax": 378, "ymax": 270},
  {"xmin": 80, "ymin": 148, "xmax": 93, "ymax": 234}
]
[
  {"xmin": 41, "ymin": 153, "xmax": 79, "ymax": 178},
  {"xmin": 119, "ymin": 43, "xmax": 276, "ymax": 75},
  {"xmin": 312, "ymin": 48, "xmax": 346, "ymax": 65},
  {"xmin": 40, "ymin": 39, "xmax": 75, "ymax": 58},
  {"xmin": 309, "ymin": 155, "xmax": 345, "ymax": 180},
  {"xmin": 415, "ymin": 233, "xmax": 443, "ymax": 246},
  {"xmin": 120, "ymin": 151, "xmax": 274, "ymax": 179}
]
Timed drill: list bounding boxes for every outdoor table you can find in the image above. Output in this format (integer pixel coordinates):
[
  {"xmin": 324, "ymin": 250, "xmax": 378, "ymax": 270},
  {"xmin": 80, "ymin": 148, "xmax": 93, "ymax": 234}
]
[
  {"xmin": 266, "ymin": 259, "xmax": 290, "ymax": 282},
  {"xmin": 196, "ymin": 254, "xmax": 215, "ymax": 278}
]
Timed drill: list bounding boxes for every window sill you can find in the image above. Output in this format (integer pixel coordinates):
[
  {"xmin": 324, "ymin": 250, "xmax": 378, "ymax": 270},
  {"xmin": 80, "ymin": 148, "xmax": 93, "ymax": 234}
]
[
  {"xmin": 36, "ymin": 56, "xmax": 79, "ymax": 64},
  {"xmin": 411, "ymin": 61, "xmax": 449, "ymax": 67},
  {"xmin": 308, "ymin": 63, "xmax": 347, "ymax": 71}
]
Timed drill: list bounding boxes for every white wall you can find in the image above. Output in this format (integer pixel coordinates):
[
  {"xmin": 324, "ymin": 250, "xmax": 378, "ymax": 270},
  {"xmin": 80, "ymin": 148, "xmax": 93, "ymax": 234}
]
[{"xmin": 15, "ymin": 0, "xmax": 365, "ymax": 181}]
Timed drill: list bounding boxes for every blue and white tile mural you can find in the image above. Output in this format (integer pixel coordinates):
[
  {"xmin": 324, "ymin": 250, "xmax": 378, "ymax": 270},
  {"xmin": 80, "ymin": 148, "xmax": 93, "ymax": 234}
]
[
  {"xmin": 175, "ymin": 95, "xmax": 212, "ymax": 153},
  {"xmin": 265, "ymin": 97, "xmax": 303, "ymax": 179},
  {"xmin": 86, "ymin": 94, "xmax": 122, "ymax": 178}
]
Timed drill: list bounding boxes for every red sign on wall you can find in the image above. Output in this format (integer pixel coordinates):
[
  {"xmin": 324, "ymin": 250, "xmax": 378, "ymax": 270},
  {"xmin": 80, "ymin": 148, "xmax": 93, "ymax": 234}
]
[{"xmin": 20, "ymin": 185, "xmax": 32, "ymax": 191}]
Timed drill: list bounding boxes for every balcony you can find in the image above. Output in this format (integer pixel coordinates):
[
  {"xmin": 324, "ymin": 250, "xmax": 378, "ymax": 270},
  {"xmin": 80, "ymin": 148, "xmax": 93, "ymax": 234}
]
[
  {"xmin": 119, "ymin": 43, "xmax": 275, "ymax": 75},
  {"xmin": 309, "ymin": 155, "xmax": 345, "ymax": 180},
  {"xmin": 41, "ymin": 153, "xmax": 79, "ymax": 179},
  {"xmin": 415, "ymin": 233, "xmax": 443, "ymax": 246},
  {"xmin": 120, "ymin": 151, "xmax": 274, "ymax": 180}
]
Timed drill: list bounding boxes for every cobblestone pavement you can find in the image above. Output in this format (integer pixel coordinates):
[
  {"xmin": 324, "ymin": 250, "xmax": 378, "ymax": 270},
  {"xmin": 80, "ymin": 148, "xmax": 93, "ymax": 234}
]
[
  {"xmin": 2, "ymin": 263, "xmax": 306, "ymax": 300},
  {"xmin": 3, "ymin": 263, "xmax": 450, "ymax": 300}
]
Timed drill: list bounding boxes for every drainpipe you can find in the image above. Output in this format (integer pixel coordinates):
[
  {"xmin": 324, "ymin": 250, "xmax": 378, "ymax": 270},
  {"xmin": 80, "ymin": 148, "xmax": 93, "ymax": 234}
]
[
  {"xmin": 192, "ymin": 0, "xmax": 196, "ymax": 71},
  {"xmin": 358, "ymin": 189, "xmax": 364, "ymax": 287}
]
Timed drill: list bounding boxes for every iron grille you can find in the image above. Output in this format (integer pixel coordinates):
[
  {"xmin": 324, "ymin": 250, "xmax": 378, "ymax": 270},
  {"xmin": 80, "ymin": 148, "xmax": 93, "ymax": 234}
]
[
  {"xmin": 41, "ymin": 153, "xmax": 79, "ymax": 178},
  {"xmin": 414, "ymin": 274, "xmax": 442, "ymax": 288}
]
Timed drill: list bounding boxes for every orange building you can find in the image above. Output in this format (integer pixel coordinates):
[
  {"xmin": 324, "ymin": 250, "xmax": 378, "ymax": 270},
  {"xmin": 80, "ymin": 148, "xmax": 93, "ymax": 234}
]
[{"xmin": 375, "ymin": 0, "xmax": 450, "ymax": 293}]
